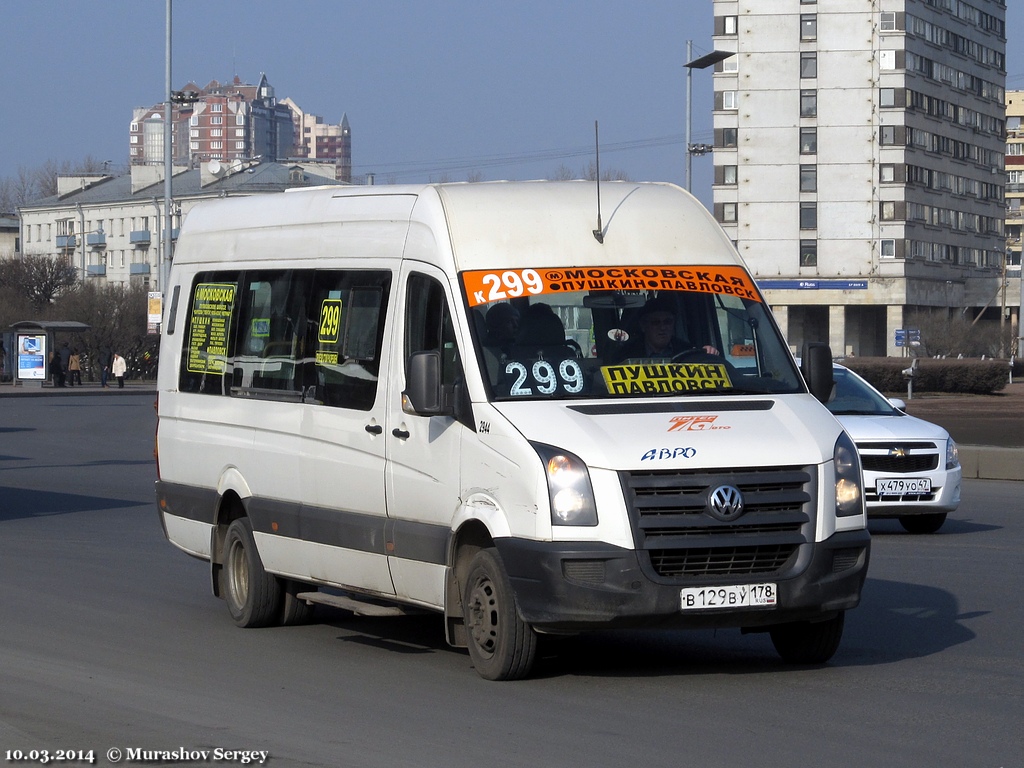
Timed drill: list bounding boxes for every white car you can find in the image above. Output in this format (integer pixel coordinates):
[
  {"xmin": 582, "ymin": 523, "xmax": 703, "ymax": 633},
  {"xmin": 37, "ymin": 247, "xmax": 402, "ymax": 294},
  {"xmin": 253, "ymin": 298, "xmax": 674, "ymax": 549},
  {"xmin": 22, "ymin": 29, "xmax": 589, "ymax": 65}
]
[{"xmin": 826, "ymin": 364, "xmax": 961, "ymax": 533}]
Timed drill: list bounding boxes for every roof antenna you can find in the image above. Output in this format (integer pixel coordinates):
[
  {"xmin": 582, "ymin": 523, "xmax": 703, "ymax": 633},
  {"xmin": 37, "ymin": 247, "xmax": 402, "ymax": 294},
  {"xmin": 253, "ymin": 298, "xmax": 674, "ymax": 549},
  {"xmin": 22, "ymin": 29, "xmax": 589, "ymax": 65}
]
[{"xmin": 592, "ymin": 120, "xmax": 604, "ymax": 244}]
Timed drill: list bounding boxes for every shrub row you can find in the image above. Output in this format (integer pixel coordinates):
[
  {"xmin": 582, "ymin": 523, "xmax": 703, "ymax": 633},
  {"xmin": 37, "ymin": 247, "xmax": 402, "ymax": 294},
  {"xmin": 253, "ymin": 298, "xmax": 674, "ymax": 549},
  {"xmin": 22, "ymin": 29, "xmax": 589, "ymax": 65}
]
[{"xmin": 839, "ymin": 357, "xmax": 1010, "ymax": 395}]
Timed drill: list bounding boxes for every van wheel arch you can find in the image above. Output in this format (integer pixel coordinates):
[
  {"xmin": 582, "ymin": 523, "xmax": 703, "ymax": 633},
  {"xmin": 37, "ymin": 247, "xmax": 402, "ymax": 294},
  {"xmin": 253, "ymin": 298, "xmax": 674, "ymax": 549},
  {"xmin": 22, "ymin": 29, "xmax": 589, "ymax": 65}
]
[
  {"xmin": 210, "ymin": 492, "xmax": 248, "ymax": 598},
  {"xmin": 444, "ymin": 521, "xmax": 494, "ymax": 648}
]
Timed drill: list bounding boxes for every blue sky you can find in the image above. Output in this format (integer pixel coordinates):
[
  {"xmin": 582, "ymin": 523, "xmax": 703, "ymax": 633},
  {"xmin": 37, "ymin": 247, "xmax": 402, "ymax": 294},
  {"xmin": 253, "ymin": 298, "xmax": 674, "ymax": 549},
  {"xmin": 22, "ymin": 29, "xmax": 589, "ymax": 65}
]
[{"xmin": 1, "ymin": 0, "xmax": 1021, "ymax": 208}]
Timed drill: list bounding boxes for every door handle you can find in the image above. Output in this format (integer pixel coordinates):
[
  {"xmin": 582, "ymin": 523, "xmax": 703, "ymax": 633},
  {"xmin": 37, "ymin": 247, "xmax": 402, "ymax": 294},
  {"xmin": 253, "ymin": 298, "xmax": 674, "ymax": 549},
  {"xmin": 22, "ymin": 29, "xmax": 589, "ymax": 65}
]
[
  {"xmin": 392, "ymin": 428, "xmax": 411, "ymax": 439},
  {"xmin": 365, "ymin": 424, "xmax": 383, "ymax": 435}
]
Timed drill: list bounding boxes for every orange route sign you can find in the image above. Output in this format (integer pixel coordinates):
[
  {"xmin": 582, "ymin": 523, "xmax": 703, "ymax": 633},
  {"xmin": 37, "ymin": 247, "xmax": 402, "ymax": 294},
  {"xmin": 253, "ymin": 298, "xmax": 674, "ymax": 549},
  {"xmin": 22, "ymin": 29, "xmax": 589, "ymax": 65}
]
[{"xmin": 461, "ymin": 265, "xmax": 761, "ymax": 307}]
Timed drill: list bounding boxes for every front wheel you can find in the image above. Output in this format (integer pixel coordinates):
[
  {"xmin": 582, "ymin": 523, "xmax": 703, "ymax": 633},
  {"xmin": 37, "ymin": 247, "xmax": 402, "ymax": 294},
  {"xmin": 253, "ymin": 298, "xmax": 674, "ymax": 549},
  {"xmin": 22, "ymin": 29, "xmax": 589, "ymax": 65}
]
[
  {"xmin": 769, "ymin": 612, "xmax": 845, "ymax": 665},
  {"xmin": 223, "ymin": 518, "xmax": 282, "ymax": 628},
  {"xmin": 899, "ymin": 513, "xmax": 947, "ymax": 534},
  {"xmin": 462, "ymin": 548, "xmax": 537, "ymax": 681}
]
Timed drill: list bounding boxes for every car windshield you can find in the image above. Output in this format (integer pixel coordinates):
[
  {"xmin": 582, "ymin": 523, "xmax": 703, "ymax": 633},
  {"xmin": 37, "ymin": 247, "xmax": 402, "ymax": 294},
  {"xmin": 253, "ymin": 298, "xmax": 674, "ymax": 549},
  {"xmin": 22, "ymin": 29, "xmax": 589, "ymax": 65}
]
[
  {"xmin": 461, "ymin": 265, "xmax": 805, "ymax": 402},
  {"xmin": 826, "ymin": 366, "xmax": 899, "ymax": 416}
]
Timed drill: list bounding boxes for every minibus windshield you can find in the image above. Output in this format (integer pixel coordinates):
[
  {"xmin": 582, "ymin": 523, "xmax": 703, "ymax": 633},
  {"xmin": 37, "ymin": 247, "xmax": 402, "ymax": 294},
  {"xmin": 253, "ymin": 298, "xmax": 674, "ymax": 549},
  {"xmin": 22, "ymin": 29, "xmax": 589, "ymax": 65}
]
[{"xmin": 461, "ymin": 265, "xmax": 805, "ymax": 402}]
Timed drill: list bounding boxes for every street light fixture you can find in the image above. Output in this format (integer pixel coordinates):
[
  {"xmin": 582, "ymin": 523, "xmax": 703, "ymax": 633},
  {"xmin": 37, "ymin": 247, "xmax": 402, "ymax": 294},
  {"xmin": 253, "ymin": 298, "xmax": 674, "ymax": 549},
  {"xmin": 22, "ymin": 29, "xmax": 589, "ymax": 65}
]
[{"xmin": 684, "ymin": 42, "xmax": 734, "ymax": 192}]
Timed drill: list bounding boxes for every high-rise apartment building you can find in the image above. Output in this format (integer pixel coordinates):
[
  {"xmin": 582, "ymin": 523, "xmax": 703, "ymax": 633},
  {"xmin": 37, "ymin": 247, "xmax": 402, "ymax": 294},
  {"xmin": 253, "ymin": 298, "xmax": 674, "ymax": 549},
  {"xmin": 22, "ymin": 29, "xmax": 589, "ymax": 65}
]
[
  {"xmin": 710, "ymin": 0, "xmax": 1007, "ymax": 356},
  {"xmin": 129, "ymin": 74, "xmax": 350, "ymax": 176}
]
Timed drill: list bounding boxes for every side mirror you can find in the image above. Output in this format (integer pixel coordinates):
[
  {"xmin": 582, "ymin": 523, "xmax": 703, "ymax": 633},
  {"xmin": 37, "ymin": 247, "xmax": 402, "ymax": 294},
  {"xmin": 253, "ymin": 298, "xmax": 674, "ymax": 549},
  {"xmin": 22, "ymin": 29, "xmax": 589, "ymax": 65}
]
[
  {"xmin": 403, "ymin": 350, "xmax": 451, "ymax": 416},
  {"xmin": 801, "ymin": 342, "xmax": 834, "ymax": 404}
]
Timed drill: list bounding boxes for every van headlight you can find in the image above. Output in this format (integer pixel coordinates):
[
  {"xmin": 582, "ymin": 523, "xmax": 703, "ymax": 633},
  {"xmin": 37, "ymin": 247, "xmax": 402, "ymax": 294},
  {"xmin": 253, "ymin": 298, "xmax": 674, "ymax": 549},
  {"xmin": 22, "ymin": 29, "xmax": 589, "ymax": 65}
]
[
  {"xmin": 834, "ymin": 431, "xmax": 864, "ymax": 518},
  {"xmin": 946, "ymin": 438, "xmax": 960, "ymax": 470},
  {"xmin": 532, "ymin": 443, "xmax": 598, "ymax": 527}
]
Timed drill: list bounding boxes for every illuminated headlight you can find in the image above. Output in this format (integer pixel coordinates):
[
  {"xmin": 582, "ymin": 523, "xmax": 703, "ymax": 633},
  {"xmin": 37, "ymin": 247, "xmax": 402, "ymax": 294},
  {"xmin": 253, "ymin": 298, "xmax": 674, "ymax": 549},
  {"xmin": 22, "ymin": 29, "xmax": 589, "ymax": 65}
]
[
  {"xmin": 946, "ymin": 438, "xmax": 960, "ymax": 470},
  {"xmin": 532, "ymin": 443, "xmax": 598, "ymax": 526},
  {"xmin": 834, "ymin": 431, "xmax": 864, "ymax": 518}
]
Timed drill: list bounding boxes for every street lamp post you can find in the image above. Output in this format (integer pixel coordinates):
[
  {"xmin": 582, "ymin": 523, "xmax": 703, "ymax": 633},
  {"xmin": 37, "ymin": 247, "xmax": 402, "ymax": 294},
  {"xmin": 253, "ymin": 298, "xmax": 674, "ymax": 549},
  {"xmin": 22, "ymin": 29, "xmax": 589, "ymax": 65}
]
[{"xmin": 684, "ymin": 42, "xmax": 734, "ymax": 192}]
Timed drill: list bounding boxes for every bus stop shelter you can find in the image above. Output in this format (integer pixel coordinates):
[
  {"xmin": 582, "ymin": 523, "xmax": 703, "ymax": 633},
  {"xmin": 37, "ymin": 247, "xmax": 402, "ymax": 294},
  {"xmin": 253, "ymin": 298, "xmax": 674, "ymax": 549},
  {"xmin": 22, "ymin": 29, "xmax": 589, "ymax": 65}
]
[{"xmin": 3, "ymin": 320, "xmax": 92, "ymax": 387}]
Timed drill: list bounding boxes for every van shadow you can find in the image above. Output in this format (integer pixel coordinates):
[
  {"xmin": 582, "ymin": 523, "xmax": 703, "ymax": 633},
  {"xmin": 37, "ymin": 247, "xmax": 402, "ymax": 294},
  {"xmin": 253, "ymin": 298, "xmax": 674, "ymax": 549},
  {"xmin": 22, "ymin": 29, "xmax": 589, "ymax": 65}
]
[
  {"xmin": 311, "ymin": 574, "xmax": 979, "ymax": 679},
  {"xmin": 0, "ymin": 486, "xmax": 145, "ymax": 521}
]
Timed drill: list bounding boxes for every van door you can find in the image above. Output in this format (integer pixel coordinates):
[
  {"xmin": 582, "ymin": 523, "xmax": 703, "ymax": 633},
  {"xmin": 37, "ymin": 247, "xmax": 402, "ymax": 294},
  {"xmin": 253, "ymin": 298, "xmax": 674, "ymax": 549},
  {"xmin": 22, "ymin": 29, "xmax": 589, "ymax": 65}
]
[
  {"xmin": 384, "ymin": 265, "xmax": 466, "ymax": 606},
  {"xmin": 297, "ymin": 268, "xmax": 396, "ymax": 594}
]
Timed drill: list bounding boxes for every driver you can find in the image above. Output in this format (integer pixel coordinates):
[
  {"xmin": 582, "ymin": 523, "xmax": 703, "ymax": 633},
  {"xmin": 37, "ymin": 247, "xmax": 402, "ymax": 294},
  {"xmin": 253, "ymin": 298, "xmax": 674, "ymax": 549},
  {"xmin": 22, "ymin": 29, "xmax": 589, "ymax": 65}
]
[{"xmin": 617, "ymin": 295, "xmax": 720, "ymax": 360}]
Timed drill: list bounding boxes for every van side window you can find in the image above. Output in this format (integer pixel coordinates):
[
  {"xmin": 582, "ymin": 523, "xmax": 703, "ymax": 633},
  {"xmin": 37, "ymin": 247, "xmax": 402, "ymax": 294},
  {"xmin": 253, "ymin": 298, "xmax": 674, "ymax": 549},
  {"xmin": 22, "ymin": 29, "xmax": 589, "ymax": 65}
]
[
  {"xmin": 179, "ymin": 270, "xmax": 241, "ymax": 395},
  {"xmin": 232, "ymin": 270, "xmax": 311, "ymax": 397},
  {"xmin": 305, "ymin": 269, "xmax": 391, "ymax": 411},
  {"xmin": 404, "ymin": 273, "xmax": 459, "ymax": 387}
]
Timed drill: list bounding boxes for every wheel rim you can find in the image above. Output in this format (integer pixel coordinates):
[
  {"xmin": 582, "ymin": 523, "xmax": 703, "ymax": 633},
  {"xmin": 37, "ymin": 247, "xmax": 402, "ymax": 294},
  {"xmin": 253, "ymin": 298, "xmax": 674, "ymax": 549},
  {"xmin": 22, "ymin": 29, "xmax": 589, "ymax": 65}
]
[
  {"xmin": 466, "ymin": 573, "xmax": 499, "ymax": 658},
  {"xmin": 226, "ymin": 536, "xmax": 249, "ymax": 609}
]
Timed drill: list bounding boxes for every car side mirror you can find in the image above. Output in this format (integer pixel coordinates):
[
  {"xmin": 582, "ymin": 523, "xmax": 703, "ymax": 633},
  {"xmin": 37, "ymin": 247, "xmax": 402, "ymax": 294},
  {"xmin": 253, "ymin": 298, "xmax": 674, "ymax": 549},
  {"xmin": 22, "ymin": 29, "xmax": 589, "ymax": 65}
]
[
  {"xmin": 801, "ymin": 342, "xmax": 834, "ymax": 404},
  {"xmin": 403, "ymin": 350, "xmax": 452, "ymax": 416}
]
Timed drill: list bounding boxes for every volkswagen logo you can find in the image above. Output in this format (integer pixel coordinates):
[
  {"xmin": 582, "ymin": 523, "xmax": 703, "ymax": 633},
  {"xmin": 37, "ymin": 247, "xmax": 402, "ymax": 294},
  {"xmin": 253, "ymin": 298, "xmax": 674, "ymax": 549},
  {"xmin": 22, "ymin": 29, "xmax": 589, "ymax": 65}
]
[{"xmin": 707, "ymin": 485, "xmax": 745, "ymax": 521}]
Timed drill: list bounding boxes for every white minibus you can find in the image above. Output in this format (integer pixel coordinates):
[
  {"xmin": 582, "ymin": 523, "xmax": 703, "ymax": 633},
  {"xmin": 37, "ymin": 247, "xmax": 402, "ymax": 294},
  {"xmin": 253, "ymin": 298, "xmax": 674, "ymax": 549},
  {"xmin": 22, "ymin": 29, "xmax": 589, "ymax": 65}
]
[{"xmin": 155, "ymin": 181, "xmax": 869, "ymax": 680}]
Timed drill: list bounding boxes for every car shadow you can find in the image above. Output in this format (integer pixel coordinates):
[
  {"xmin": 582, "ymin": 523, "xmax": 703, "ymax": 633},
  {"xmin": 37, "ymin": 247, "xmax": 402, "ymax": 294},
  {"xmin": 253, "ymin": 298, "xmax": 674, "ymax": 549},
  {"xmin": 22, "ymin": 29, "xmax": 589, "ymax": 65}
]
[{"xmin": 0, "ymin": 487, "xmax": 145, "ymax": 521}]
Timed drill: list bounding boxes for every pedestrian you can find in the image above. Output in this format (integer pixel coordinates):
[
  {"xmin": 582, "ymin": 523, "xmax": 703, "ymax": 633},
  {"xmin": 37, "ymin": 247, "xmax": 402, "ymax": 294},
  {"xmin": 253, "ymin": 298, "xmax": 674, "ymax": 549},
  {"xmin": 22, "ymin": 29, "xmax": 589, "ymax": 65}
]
[
  {"xmin": 59, "ymin": 341, "xmax": 72, "ymax": 384},
  {"xmin": 111, "ymin": 352, "xmax": 127, "ymax": 389},
  {"xmin": 99, "ymin": 346, "xmax": 112, "ymax": 388},
  {"xmin": 49, "ymin": 350, "xmax": 66, "ymax": 387},
  {"xmin": 68, "ymin": 348, "xmax": 82, "ymax": 386}
]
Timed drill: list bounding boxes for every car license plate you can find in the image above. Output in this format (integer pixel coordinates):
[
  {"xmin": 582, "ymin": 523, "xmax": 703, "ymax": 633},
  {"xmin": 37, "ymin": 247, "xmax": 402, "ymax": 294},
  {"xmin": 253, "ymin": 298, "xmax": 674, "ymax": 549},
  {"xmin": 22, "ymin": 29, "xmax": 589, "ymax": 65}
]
[
  {"xmin": 876, "ymin": 477, "xmax": 931, "ymax": 496},
  {"xmin": 680, "ymin": 583, "xmax": 777, "ymax": 611}
]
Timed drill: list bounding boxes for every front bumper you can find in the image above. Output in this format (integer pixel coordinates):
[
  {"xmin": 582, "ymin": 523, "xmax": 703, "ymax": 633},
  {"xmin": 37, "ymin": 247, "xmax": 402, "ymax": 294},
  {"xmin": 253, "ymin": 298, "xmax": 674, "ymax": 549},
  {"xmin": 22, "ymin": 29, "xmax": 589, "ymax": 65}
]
[
  {"xmin": 864, "ymin": 465, "xmax": 962, "ymax": 518},
  {"xmin": 495, "ymin": 529, "xmax": 870, "ymax": 632}
]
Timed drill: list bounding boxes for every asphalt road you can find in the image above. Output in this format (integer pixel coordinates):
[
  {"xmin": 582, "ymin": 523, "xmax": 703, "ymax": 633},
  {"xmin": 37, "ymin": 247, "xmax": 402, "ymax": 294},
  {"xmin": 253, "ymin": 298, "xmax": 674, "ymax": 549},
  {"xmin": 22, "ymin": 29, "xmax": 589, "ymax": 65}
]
[{"xmin": 1, "ymin": 395, "xmax": 1022, "ymax": 768}]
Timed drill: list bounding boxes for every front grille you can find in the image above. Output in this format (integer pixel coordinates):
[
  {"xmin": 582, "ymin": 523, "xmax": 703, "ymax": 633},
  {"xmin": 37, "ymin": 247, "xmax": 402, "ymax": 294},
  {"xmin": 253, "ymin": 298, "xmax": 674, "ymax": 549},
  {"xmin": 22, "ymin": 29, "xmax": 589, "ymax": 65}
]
[
  {"xmin": 622, "ymin": 466, "xmax": 814, "ymax": 579},
  {"xmin": 857, "ymin": 441, "xmax": 939, "ymax": 473},
  {"xmin": 866, "ymin": 488, "xmax": 939, "ymax": 503}
]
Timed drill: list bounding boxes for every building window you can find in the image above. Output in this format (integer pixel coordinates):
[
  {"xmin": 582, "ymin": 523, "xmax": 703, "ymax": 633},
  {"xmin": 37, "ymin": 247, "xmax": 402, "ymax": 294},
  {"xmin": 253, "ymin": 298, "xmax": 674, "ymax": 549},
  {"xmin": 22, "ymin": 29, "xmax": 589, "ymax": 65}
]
[
  {"xmin": 211, "ymin": 129, "xmax": 223, "ymax": 138},
  {"xmin": 722, "ymin": 90, "xmax": 738, "ymax": 110},
  {"xmin": 723, "ymin": 165, "xmax": 737, "ymax": 185},
  {"xmin": 800, "ymin": 52, "xmax": 817, "ymax": 79},
  {"xmin": 718, "ymin": 127, "xmax": 738, "ymax": 148},
  {"xmin": 718, "ymin": 202, "xmax": 738, "ymax": 223},
  {"xmin": 880, "ymin": 11, "xmax": 897, "ymax": 31},
  {"xmin": 880, "ymin": 201, "xmax": 897, "ymax": 221},
  {"xmin": 879, "ymin": 50, "xmax": 896, "ymax": 70},
  {"xmin": 211, "ymin": 116, "xmax": 223, "ymax": 125},
  {"xmin": 880, "ymin": 125, "xmax": 899, "ymax": 145},
  {"xmin": 880, "ymin": 88, "xmax": 896, "ymax": 108},
  {"xmin": 800, "ymin": 203, "xmax": 817, "ymax": 229},
  {"xmin": 722, "ymin": 56, "xmax": 738, "ymax": 73},
  {"xmin": 800, "ymin": 165, "xmax": 817, "ymax": 192},
  {"xmin": 880, "ymin": 164, "xmax": 897, "ymax": 183},
  {"xmin": 800, "ymin": 90, "xmax": 817, "ymax": 117},
  {"xmin": 800, "ymin": 128, "xmax": 817, "ymax": 154},
  {"xmin": 800, "ymin": 240, "xmax": 817, "ymax": 267},
  {"xmin": 236, "ymin": 115, "xmax": 246, "ymax": 125},
  {"xmin": 880, "ymin": 239, "xmax": 896, "ymax": 258},
  {"xmin": 235, "ymin": 141, "xmax": 246, "ymax": 150},
  {"xmin": 801, "ymin": 14, "xmax": 817, "ymax": 40},
  {"xmin": 724, "ymin": 15, "xmax": 738, "ymax": 35},
  {"xmin": 211, "ymin": 103, "xmax": 223, "ymax": 112}
]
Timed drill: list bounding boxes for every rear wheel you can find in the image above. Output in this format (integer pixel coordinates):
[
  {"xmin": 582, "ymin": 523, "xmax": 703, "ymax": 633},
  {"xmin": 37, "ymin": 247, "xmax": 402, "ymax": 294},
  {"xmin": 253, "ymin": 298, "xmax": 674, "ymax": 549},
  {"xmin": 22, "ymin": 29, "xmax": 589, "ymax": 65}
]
[
  {"xmin": 899, "ymin": 513, "xmax": 946, "ymax": 534},
  {"xmin": 462, "ymin": 548, "xmax": 537, "ymax": 681},
  {"xmin": 223, "ymin": 518, "xmax": 282, "ymax": 628},
  {"xmin": 769, "ymin": 612, "xmax": 845, "ymax": 665}
]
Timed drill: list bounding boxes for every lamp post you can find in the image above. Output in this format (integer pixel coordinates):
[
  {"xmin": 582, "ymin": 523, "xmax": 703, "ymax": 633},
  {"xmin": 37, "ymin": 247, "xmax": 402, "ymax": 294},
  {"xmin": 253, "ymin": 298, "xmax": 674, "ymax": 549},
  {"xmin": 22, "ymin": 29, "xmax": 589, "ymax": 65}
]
[{"xmin": 684, "ymin": 42, "xmax": 734, "ymax": 192}]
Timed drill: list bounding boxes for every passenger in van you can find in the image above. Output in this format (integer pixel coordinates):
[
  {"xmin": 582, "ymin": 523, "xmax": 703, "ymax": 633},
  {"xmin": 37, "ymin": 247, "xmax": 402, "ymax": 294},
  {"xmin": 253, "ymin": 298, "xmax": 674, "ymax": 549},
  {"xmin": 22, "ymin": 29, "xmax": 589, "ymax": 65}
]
[
  {"xmin": 484, "ymin": 302, "xmax": 520, "ymax": 354},
  {"xmin": 615, "ymin": 295, "xmax": 720, "ymax": 362},
  {"xmin": 513, "ymin": 303, "xmax": 568, "ymax": 354}
]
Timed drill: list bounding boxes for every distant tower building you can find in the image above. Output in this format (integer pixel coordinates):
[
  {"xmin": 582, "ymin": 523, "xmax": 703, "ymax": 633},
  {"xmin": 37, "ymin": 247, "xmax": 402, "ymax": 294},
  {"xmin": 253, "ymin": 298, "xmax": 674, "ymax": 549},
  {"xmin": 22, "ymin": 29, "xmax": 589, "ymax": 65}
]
[
  {"xmin": 280, "ymin": 98, "xmax": 352, "ymax": 183},
  {"xmin": 709, "ymin": 0, "xmax": 1007, "ymax": 356},
  {"xmin": 129, "ymin": 73, "xmax": 295, "ymax": 167}
]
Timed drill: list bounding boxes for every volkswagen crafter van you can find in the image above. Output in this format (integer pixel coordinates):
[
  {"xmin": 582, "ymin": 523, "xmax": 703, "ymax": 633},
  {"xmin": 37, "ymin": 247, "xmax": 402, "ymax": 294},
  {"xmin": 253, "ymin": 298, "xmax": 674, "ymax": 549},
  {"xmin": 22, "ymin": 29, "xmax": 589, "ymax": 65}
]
[{"xmin": 155, "ymin": 181, "xmax": 869, "ymax": 680}]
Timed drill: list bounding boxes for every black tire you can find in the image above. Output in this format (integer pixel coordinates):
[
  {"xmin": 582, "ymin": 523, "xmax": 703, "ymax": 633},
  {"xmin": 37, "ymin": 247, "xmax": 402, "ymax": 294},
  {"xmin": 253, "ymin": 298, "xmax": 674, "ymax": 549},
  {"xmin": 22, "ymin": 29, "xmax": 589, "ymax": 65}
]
[
  {"xmin": 769, "ymin": 612, "xmax": 845, "ymax": 665},
  {"xmin": 281, "ymin": 580, "xmax": 316, "ymax": 626},
  {"xmin": 462, "ymin": 548, "xmax": 538, "ymax": 681},
  {"xmin": 222, "ymin": 518, "xmax": 282, "ymax": 628},
  {"xmin": 899, "ymin": 513, "xmax": 947, "ymax": 534}
]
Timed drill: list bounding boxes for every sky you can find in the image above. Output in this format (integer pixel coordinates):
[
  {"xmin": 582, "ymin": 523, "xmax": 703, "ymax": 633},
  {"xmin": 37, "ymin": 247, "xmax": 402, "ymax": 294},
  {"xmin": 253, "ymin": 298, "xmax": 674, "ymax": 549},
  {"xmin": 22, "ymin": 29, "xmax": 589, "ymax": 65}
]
[{"xmin": 2, "ymin": 0, "xmax": 1023, "ymax": 209}]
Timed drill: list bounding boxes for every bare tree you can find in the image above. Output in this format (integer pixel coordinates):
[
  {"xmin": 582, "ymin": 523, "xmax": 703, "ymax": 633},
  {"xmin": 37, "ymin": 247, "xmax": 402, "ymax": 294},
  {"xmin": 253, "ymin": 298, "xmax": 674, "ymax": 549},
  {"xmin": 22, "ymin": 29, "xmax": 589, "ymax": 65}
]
[{"xmin": 4, "ymin": 255, "xmax": 80, "ymax": 310}]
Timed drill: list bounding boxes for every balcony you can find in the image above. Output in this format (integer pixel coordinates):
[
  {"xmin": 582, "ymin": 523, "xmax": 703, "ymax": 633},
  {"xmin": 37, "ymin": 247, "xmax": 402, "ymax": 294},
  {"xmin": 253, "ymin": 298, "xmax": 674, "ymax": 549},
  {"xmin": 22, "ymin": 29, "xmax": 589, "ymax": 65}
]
[
  {"xmin": 129, "ymin": 263, "xmax": 151, "ymax": 275},
  {"xmin": 56, "ymin": 234, "xmax": 77, "ymax": 249},
  {"xmin": 129, "ymin": 230, "xmax": 151, "ymax": 246},
  {"xmin": 87, "ymin": 232, "xmax": 106, "ymax": 248},
  {"xmin": 86, "ymin": 265, "xmax": 107, "ymax": 277}
]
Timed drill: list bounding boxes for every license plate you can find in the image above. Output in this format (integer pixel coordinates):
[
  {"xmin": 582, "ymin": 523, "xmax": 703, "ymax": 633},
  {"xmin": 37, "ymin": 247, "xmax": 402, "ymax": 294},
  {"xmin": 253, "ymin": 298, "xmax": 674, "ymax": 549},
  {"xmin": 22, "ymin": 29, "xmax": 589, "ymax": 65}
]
[
  {"xmin": 876, "ymin": 477, "xmax": 931, "ymax": 496},
  {"xmin": 680, "ymin": 583, "xmax": 777, "ymax": 611}
]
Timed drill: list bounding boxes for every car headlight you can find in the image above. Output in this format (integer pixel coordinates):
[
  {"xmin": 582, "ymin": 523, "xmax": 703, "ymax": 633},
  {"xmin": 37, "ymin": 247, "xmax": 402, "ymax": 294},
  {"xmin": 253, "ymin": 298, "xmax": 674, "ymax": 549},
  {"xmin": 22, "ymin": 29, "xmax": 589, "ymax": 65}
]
[
  {"xmin": 946, "ymin": 438, "xmax": 960, "ymax": 470},
  {"xmin": 532, "ymin": 442, "xmax": 598, "ymax": 526},
  {"xmin": 834, "ymin": 431, "xmax": 864, "ymax": 518}
]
